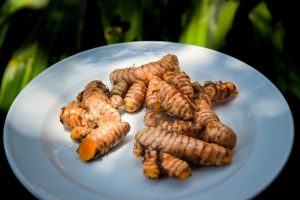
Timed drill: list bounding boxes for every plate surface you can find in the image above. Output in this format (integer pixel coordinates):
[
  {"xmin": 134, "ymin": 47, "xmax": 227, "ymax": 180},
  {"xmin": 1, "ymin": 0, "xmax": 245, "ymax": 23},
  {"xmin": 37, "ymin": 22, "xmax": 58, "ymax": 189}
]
[{"xmin": 4, "ymin": 41, "xmax": 294, "ymax": 200}]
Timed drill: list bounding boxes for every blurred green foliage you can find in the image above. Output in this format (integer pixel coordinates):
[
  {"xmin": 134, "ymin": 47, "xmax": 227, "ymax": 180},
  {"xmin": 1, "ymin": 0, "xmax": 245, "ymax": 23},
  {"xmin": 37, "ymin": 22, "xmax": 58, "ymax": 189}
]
[{"xmin": 0, "ymin": 0, "xmax": 299, "ymax": 111}]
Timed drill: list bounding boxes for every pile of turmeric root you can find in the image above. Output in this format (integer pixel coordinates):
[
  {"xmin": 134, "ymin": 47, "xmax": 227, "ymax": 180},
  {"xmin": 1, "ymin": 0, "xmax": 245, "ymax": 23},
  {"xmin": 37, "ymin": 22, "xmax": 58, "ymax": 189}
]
[{"xmin": 59, "ymin": 54, "xmax": 238, "ymax": 180}]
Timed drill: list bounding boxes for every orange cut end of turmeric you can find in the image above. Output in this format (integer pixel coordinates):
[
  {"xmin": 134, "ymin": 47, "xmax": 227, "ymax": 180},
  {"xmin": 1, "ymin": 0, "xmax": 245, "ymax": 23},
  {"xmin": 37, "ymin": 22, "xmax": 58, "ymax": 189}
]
[
  {"xmin": 77, "ymin": 138, "xmax": 97, "ymax": 161},
  {"xmin": 178, "ymin": 169, "xmax": 192, "ymax": 180}
]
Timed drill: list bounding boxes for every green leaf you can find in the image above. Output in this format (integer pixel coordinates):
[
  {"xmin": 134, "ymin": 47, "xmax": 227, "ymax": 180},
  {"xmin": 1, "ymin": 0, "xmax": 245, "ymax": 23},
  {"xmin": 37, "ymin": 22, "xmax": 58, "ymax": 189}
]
[
  {"xmin": 249, "ymin": 1, "xmax": 272, "ymax": 37},
  {"xmin": 0, "ymin": 0, "xmax": 49, "ymax": 24},
  {"xmin": 179, "ymin": 0, "xmax": 239, "ymax": 49},
  {"xmin": 214, "ymin": 0, "xmax": 239, "ymax": 49},
  {"xmin": 0, "ymin": 43, "xmax": 48, "ymax": 111}
]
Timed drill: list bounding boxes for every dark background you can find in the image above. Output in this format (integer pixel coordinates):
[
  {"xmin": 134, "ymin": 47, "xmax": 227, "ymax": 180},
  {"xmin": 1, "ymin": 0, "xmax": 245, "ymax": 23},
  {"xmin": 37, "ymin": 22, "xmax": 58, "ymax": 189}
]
[{"xmin": 1, "ymin": 0, "xmax": 299, "ymax": 199}]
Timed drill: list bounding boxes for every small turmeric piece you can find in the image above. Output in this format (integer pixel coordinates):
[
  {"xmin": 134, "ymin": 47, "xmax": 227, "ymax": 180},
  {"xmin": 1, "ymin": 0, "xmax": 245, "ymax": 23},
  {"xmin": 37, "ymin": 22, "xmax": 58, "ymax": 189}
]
[
  {"xmin": 142, "ymin": 148, "xmax": 192, "ymax": 180},
  {"xmin": 110, "ymin": 95, "xmax": 124, "ymax": 109},
  {"xmin": 77, "ymin": 121, "xmax": 130, "ymax": 161},
  {"xmin": 159, "ymin": 152, "xmax": 192, "ymax": 180},
  {"xmin": 203, "ymin": 81, "xmax": 238, "ymax": 102},
  {"xmin": 124, "ymin": 81, "xmax": 146, "ymax": 112},
  {"xmin": 135, "ymin": 127, "xmax": 233, "ymax": 166},
  {"xmin": 142, "ymin": 148, "xmax": 160, "ymax": 179}
]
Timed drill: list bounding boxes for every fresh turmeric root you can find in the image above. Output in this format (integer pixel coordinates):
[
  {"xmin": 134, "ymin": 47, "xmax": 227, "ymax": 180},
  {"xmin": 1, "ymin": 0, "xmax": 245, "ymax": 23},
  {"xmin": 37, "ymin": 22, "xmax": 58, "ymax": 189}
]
[
  {"xmin": 158, "ymin": 80, "xmax": 194, "ymax": 120},
  {"xmin": 77, "ymin": 121, "xmax": 130, "ymax": 161},
  {"xmin": 163, "ymin": 71, "xmax": 194, "ymax": 100},
  {"xmin": 59, "ymin": 54, "xmax": 239, "ymax": 180},
  {"xmin": 111, "ymin": 80, "xmax": 130, "ymax": 97},
  {"xmin": 70, "ymin": 126, "xmax": 92, "ymax": 141},
  {"xmin": 145, "ymin": 76, "xmax": 161, "ymax": 109},
  {"xmin": 144, "ymin": 111, "xmax": 201, "ymax": 138},
  {"xmin": 110, "ymin": 95, "xmax": 124, "ymax": 109},
  {"xmin": 142, "ymin": 148, "xmax": 161, "ymax": 179},
  {"xmin": 194, "ymin": 81, "xmax": 238, "ymax": 149},
  {"xmin": 124, "ymin": 81, "xmax": 146, "ymax": 112},
  {"xmin": 60, "ymin": 80, "xmax": 130, "ymax": 160},
  {"xmin": 159, "ymin": 152, "xmax": 192, "ymax": 180},
  {"xmin": 135, "ymin": 127, "xmax": 233, "ymax": 166},
  {"xmin": 109, "ymin": 54, "xmax": 179, "ymax": 86},
  {"xmin": 77, "ymin": 80, "xmax": 111, "ymax": 104},
  {"xmin": 60, "ymin": 101, "xmax": 93, "ymax": 128},
  {"xmin": 142, "ymin": 147, "xmax": 192, "ymax": 179},
  {"xmin": 202, "ymin": 81, "xmax": 238, "ymax": 102}
]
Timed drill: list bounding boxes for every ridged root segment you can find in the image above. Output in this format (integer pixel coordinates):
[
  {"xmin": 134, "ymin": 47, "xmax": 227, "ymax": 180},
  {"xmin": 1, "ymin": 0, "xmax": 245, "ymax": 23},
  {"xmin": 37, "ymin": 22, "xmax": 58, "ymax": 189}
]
[
  {"xmin": 141, "ymin": 147, "xmax": 192, "ymax": 180},
  {"xmin": 87, "ymin": 99, "xmax": 121, "ymax": 124},
  {"xmin": 194, "ymin": 93, "xmax": 237, "ymax": 149},
  {"xmin": 111, "ymin": 80, "xmax": 130, "ymax": 97},
  {"xmin": 59, "ymin": 101, "xmax": 92, "ymax": 128},
  {"xmin": 124, "ymin": 81, "xmax": 146, "ymax": 112},
  {"xmin": 110, "ymin": 95, "xmax": 124, "ymax": 109},
  {"xmin": 145, "ymin": 76, "xmax": 161, "ymax": 109},
  {"xmin": 142, "ymin": 148, "xmax": 160, "ymax": 179},
  {"xmin": 135, "ymin": 127, "xmax": 233, "ymax": 166},
  {"xmin": 144, "ymin": 111, "xmax": 200, "ymax": 138},
  {"xmin": 163, "ymin": 71, "xmax": 194, "ymax": 100},
  {"xmin": 78, "ymin": 80, "xmax": 111, "ymax": 104},
  {"xmin": 159, "ymin": 152, "xmax": 192, "ymax": 180},
  {"xmin": 203, "ymin": 121, "xmax": 237, "ymax": 149},
  {"xmin": 77, "ymin": 121, "xmax": 130, "ymax": 161},
  {"xmin": 203, "ymin": 81, "xmax": 238, "ymax": 102},
  {"xmin": 70, "ymin": 127, "xmax": 91, "ymax": 142},
  {"xmin": 158, "ymin": 80, "xmax": 193, "ymax": 120},
  {"xmin": 109, "ymin": 54, "xmax": 179, "ymax": 86}
]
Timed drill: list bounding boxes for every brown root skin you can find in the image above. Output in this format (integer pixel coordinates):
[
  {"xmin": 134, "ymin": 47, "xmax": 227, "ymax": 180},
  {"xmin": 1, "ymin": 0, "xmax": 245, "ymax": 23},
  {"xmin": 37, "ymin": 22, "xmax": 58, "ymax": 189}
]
[
  {"xmin": 158, "ymin": 80, "xmax": 194, "ymax": 120},
  {"xmin": 203, "ymin": 121, "xmax": 237, "ymax": 149},
  {"xmin": 109, "ymin": 54, "xmax": 179, "ymax": 86},
  {"xmin": 111, "ymin": 80, "xmax": 130, "ymax": 97},
  {"xmin": 145, "ymin": 76, "xmax": 161, "ymax": 109},
  {"xmin": 70, "ymin": 127, "xmax": 91, "ymax": 142},
  {"xmin": 203, "ymin": 81, "xmax": 238, "ymax": 102},
  {"xmin": 144, "ymin": 111, "xmax": 201, "ymax": 138},
  {"xmin": 194, "ymin": 91, "xmax": 237, "ymax": 149},
  {"xmin": 143, "ymin": 148, "xmax": 160, "ymax": 179},
  {"xmin": 159, "ymin": 152, "xmax": 192, "ymax": 180},
  {"xmin": 81, "ymin": 80, "xmax": 111, "ymax": 104},
  {"xmin": 133, "ymin": 142, "xmax": 144, "ymax": 158},
  {"xmin": 77, "ymin": 121, "xmax": 130, "ymax": 161},
  {"xmin": 59, "ymin": 101, "xmax": 93, "ymax": 128},
  {"xmin": 139, "ymin": 147, "xmax": 192, "ymax": 180},
  {"xmin": 110, "ymin": 95, "xmax": 124, "ymax": 109},
  {"xmin": 192, "ymin": 81, "xmax": 204, "ymax": 93},
  {"xmin": 163, "ymin": 71, "xmax": 194, "ymax": 100},
  {"xmin": 124, "ymin": 81, "xmax": 146, "ymax": 112}
]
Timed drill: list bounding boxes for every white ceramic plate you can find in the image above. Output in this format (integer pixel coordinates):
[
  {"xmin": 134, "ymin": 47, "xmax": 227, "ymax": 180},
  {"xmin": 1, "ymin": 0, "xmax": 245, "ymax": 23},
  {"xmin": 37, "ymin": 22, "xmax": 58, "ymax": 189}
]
[{"xmin": 4, "ymin": 41, "xmax": 294, "ymax": 200}]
